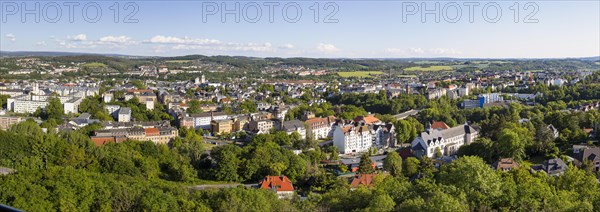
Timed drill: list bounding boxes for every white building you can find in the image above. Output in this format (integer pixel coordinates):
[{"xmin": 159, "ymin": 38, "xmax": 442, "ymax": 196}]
[
  {"xmin": 282, "ymin": 120, "xmax": 306, "ymax": 139},
  {"xmin": 189, "ymin": 112, "xmax": 228, "ymax": 130},
  {"xmin": 305, "ymin": 116, "xmax": 336, "ymax": 140},
  {"xmin": 7, "ymin": 94, "xmax": 82, "ymax": 114},
  {"xmin": 333, "ymin": 125, "xmax": 374, "ymax": 154},
  {"xmin": 63, "ymin": 97, "xmax": 83, "ymax": 114},
  {"xmin": 103, "ymin": 93, "xmax": 113, "ymax": 103},
  {"xmin": 145, "ymin": 100, "xmax": 155, "ymax": 110},
  {"xmin": 118, "ymin": 107, "xmax": 132, "ymax": 122},
  {"xmin": 411, "ymin": 123, "xmax": 478, "ymax": 158},
  {"xmin": 105, "ymin": 105, "xmax": 121, "ymax": 117},
  {"xmin": 7, "ymin": 95, "xmax": 49, "ymax": 113}
]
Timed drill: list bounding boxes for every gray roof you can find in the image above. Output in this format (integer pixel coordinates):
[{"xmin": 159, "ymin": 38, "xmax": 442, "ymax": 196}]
[
  {"xmin": 283, "ymin": 120, "xmax": 304, "ymax": 131},
  {"xmin": 78, "ymin": 113, "xmax": 91, "ymax": 119},
  {"xmin": 119, "ymin": 107, "xmax": 132, "ymax": 114},
  {"xmin": 544, "ymin": 158, "xmax": 567, "ymax": 175}
]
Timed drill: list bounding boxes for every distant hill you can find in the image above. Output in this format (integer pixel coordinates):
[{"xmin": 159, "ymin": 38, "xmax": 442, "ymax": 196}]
[{"xmin": 1, "ymin": 51, "xmax": 598, "ymax": 61}]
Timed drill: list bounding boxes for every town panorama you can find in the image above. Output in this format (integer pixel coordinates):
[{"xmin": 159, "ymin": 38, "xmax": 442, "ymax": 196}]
[
  {"xmin": 1, "ymin": 0, "xmax": 600, "ymax": 211},
  {"xmin": 0, "ymin": 54, "xmax": 599, "ymax": 211}
]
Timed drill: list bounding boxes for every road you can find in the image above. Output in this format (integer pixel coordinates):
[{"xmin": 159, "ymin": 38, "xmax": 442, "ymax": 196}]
[{"xmin": 393, "ymin": 109, "xmax": 422, "ymax": 120}]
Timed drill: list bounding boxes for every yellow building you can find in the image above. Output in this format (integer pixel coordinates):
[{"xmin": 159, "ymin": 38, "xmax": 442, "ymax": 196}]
[{"xmin": 211, "ymin": 119, "xmax": 233, "ymax": 135}]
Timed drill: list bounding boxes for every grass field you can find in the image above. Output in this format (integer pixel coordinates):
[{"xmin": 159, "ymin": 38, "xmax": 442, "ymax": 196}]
[
  {"xmin": 397, "ymin": 74, "xmax": 417, "ymax": 78},
  {"xmin": 338, "ymin": 71, "xmax": 384, "ymax": 78},
  {"xmin": 404, "ymin": 65, "xmax": 453, "ymax": 71},
  {"xmin": 82, "ymin": 62, "xmax": 107, "ymax": 68}
]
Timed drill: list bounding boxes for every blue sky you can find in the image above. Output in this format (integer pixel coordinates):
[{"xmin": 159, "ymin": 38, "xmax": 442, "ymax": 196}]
[{"xmin": 1, "ymin": 1, "xmax": 599, "ymax": 58}]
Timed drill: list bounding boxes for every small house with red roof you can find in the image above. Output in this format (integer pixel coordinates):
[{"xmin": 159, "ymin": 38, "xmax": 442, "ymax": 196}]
[
  {"xmin": 259, "ymin": 175, "xmax": 295, "ymax": 199},
  {"xmin": 350, "ymin": 174, "xmax": 378, "ymax": 190}
]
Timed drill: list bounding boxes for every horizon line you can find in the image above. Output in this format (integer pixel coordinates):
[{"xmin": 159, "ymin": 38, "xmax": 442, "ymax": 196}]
[{"xmin": 1, "ymin": 50, "xmax": 599, "ymax": 60}]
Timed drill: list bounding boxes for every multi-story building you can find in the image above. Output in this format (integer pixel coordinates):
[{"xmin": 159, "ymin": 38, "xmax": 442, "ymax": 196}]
[
  {"xmin": 249, "ymin": 119, "xmax": 276, "ymax": 134},
  {"xmin": 187, "ymin": 111, "xmax": 229, "ymax": 130},
  {"xmin": 118, "ymin": 107, "xmax": 132, "ymax": 122},
  {"xmin": 211, "ymin": 119, "xmax": 233, "ymax": 135},
  {"xmin": 105, "ymin": 105, "xmax": 121, "ymax": 117},
  {"xmin": 7, "ymin": 95, "xmax": 49, "ymax": 113},
  {"xmin": 0, "ymin": 116, "xmax": 23, "ymax": 130},
  {"xmin": 305, "ymin": 116, "xmax": 336, "ymax": 140},
  {"xmin": 333, "ymin": 124, "xmax": 374, "ymax": 154},
  {"xmin": 63, "ymin": 97, "xmax": 83, "ymax": 114},
  {"xmin": 91, "ymin": 126, "xmax": 178, "ymax": 146},
  {"xmin": 411, "ymin": 123, "xmax": 479, "ymax": 158},
  {"xmin": 373, "ymin": 123, "xmax": 396, "ymax": 148},
  {"xmin": 282, "ymin": 120, "xmax": 306, "ymax": 139}
]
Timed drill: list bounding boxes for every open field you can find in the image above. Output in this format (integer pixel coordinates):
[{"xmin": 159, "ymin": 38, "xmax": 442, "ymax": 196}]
[
  {"xmin": 413, "ymin": 61, "xmax": 443, "ymax": 64},
  {"xmin": 404, "ymin": 65, "xmax": 453, "ymax": 71},
  {"xmin": 82, "ymin": 62, "xmax": 107, "ymax": 68},
  {"xmin": 166, "ymin": 60, "xmax": 193, "ymax": 63},
  {"xmin": 338, "ymin": 71, "xmax": 384, "ymax": 78}
]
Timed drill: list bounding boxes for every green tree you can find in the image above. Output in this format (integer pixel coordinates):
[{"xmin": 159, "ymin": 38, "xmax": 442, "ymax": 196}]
[
  {"xmin": 438, "ymin": 156, "xmax": 503, "ymax": 210},
  {"xmin": 46, "ymin": 97, "xmax": 64, "ymax": 120},
  {"xmin": 358, "ymin": 153, "xmax": 375, "ymax": 174},
  {"xmin": 403, "ymin": 157, "xmax": 420, "ymax": 177},
  {"xmin": 186, "ymin": 99, "xmax": 203, "ymax": 114},
  {"xmin": 383, "ymin": 151, "xmax": 402, "ymax": 177},
  {"xmin": 496, "ymin": 129, "xmax": 526, "ymax": 161}
]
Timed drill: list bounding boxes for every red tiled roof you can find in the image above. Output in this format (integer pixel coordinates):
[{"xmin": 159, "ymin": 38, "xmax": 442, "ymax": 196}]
[
  {"xmin": 354, "ymin": 115, "xmax": 380, "ymax": 124},
  {"xmin": 144, "ymin": 128, "xmax": 160, "ymax": 136},
  {"xmin": 259, "ymin": 176, "xmax": 294, "ymax": 192},
  {"xmin": 350, "ymin": 174, "xmax": 377, "ymax": 188},
  {"xmin": 91, "ymin": 136, "xmax": 115, "ymax": 146},
  {"xmin": 431, "ymin": 121, "xmax": 450, "ymax": 130}
]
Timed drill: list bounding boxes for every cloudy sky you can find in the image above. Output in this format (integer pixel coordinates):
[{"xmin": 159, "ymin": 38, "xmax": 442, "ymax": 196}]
[{"xmin": 1, "ymin": 1, "xmax": 599, "ymax": 58}]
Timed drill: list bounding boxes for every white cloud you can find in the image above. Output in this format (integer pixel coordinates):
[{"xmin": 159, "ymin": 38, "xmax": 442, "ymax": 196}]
[
  {"xmin": 69, "ymin": 34, "xmax": 87, "ymax": 41},
  {"xmin": 147, "ymin": 36, "xmax": 221, "ymax": 45},
  {"xmin": 385, "ymin": 47, "xmax": 462, "ymax": 57},
  {"xmin": 36, "ymin": 41, "xmax": 47, "ymax": 46},
  {"xmin": 99, "ymin": 35, "xmax": 133, "ymax": 44},
  {"xmin": 5, "ymin": 33, "xmax": 16, "ymax": 42},
  {"xmin": 279, "ymin": 43, "xmax": 295, "ymax": 49},
  {"xmin": 146, "ymin": 35, "xmax": 277, "ymax": 53},
  {"xmin": 317, "ymin": 43, "xmax": 339, "ymax": 53},
  {"xmin": 430, "ymin": 48, "xmax": 462, "ymax": 55},
  {"xmin": 409, "ymin": 48, "xmax": 425, "ymax": 54},
  {"xmin": 57, "ymin": 35, "xmax": 137, "ymax": 49}
]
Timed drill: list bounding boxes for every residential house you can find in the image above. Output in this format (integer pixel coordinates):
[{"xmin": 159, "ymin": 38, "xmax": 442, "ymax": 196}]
[
  {"xmin": 492, "ymin": 158, "xmax": 520, "ymax": 171},
  {"xmin": 259, "ymin": 175, "xmax": 295, "ymax": 199},
  {"xmin": 350, "ymin": 174, "xmax": 377, "ymax": 189},
  {"xmin": 572, "ymin": 145, "xmax": 600, "ymax": 173},
  {"xmin": 531, "ymin": 158, "xmax": 568, "ymax": 176}
]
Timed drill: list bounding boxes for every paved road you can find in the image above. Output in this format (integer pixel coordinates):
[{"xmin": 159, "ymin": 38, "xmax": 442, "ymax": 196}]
[{"xmin": 393, "ymin": 109, "xmax": 422, "ymax": 120}]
